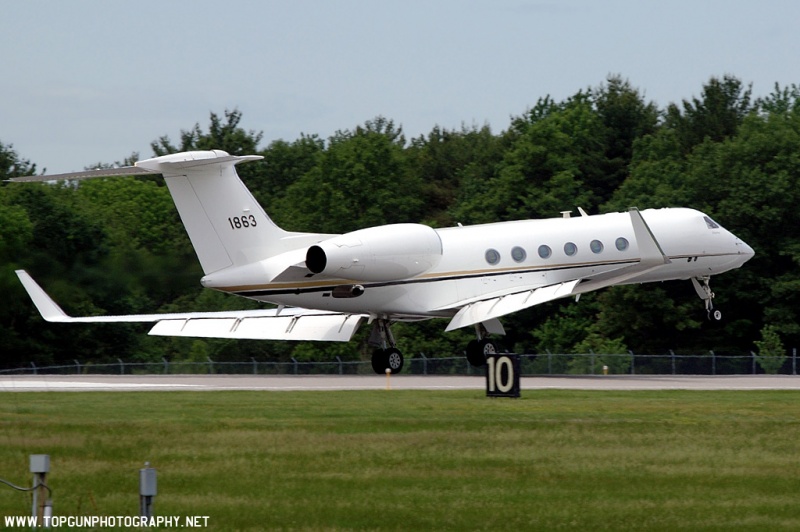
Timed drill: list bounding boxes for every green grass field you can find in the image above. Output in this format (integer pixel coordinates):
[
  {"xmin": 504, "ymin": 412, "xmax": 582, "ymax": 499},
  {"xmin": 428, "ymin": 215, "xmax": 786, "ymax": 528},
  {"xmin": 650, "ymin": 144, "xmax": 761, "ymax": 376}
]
[{"xmin": 2, "ymin": 389, "xmax": 799, "ymax": 530}]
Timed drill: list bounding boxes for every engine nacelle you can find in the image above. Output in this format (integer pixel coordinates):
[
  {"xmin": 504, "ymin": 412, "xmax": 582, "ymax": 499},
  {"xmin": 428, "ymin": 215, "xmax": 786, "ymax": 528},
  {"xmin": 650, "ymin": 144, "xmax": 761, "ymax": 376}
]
[{"xmin": 306, "ymin": 224, "xmax": 443, "ymax": 282}]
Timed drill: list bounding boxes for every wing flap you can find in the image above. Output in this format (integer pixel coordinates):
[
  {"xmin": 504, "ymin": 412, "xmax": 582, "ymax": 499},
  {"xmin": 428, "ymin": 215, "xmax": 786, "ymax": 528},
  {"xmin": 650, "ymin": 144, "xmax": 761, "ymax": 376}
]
[
  {"xmin": 148, "ymin": 313, "xmax": 364, "ymax": 342},
  {"xmin": 445, "ymin": 279, "xmax": 580, "ymax": 331}
]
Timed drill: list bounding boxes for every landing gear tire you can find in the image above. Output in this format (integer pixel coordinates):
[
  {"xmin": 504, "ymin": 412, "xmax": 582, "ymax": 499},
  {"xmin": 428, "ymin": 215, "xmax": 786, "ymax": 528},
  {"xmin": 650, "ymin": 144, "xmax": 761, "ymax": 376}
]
[
  {"xmin": 371, "ymin": 348, "xmax": 404, "ymax": 374},
  {"xmin": 710, "ymin": 309, "xmax": 722, "ymax": 321},
  {"xmin": 466, "ymin": 338, "xmax": 498, "ymax": 367},
  {"xmin": 386, "ymin": 347, "xmax": 404, "ymax": 374}
]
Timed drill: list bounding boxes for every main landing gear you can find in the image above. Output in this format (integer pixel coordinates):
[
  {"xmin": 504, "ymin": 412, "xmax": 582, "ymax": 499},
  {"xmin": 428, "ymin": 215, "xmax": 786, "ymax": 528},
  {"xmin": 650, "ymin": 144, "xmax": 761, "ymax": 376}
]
[
  {"xmin": 692, "ymin": 276, "xmax": 722, "ymax": 321},
  {"xmin": 369, "ymin": 319, "xmax": 405, "ymax": 374},
  {"xmin": 465, "ymin": 324, "xmax": 499, "ymax": 367},
  {"xmin": 368, "ymin": 319, "xmax": 501, "ymax": 374}
]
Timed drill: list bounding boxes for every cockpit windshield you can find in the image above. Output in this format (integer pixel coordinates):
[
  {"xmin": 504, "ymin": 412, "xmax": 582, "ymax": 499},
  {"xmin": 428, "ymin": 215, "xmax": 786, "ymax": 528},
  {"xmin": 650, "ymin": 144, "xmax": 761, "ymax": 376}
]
[{"xmin": 704, "ymin": 216, "xmax": 720, "ymax": 229}]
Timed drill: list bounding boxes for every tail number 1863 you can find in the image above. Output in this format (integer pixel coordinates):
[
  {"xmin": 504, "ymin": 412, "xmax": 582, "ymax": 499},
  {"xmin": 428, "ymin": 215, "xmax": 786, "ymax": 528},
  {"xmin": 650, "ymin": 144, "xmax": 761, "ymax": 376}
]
[{"xmin": 228, "ymin": 215, "xmax": 257, "ymax": 229}]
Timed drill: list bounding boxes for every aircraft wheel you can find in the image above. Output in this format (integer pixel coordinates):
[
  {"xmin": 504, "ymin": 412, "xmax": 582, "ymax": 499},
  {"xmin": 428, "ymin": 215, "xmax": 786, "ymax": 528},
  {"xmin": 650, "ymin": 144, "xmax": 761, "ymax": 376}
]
[
  {"xmin": 371, "ymin": 349, "xmax": 388, "ymax": 374},
  {"xmin": 479, "ymin": 338, "xmax": 499, "ymax": 355},
  {"xmin": 466, "ymin": 339, "xmax": 498, "ymax": 367},
  {"xmin": 386, "ymin": 347, "xmax": 404, "ymax": 374},
  {"xmin": 371, "ymin": 348, "xmax": 404, "ymax": 374},
  {"xmin": 466, "ymin": 340, "xmax": 483, "ymax": 367},
  {"xmin": 712, "ymin": 309, "xmax": 722, "ymax": 321}
]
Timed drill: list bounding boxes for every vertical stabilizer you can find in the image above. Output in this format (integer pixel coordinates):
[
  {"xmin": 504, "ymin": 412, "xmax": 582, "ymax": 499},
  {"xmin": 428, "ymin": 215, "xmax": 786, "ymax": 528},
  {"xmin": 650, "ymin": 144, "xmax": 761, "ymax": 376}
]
[{"xmin": 136, "ymin": 150, "xmax": 290, "ymax": 274}]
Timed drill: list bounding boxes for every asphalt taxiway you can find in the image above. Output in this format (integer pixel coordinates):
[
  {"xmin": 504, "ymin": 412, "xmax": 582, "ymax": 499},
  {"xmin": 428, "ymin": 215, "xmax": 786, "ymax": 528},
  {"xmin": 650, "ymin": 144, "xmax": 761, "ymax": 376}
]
[{"xmin": 1, "ymin": 374, "xmax": 799, "ymax": 392}]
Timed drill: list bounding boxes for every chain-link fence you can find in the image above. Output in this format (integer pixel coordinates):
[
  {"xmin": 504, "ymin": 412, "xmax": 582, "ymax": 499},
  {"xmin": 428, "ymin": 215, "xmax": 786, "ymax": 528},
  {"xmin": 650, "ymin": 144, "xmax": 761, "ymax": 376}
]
[{"xmin": 1, "ymin": 350, "xmax": 797, "ymax": 376}]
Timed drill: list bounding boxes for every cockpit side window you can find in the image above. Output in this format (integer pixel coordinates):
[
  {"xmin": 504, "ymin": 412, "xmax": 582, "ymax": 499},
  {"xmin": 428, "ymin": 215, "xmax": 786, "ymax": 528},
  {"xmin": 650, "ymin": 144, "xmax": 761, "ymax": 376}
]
[{"xmin": 704, "ymin": 216, "xmax": 720, "ymax": 229}]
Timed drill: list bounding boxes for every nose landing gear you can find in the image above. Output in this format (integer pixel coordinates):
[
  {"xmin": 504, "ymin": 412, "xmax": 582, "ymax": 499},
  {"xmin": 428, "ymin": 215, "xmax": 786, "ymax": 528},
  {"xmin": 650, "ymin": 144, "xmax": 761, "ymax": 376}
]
[{"xmin": 692, "ymin": 276, "xmax": 722, "ymax": 321}]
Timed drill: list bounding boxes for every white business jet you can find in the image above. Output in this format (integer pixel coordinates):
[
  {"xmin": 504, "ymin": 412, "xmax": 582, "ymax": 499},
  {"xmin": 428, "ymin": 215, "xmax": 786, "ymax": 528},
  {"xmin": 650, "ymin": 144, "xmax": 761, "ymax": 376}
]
[{"xmin": 12, "ymin": 150, "xmax": 754, "ymax": 373}]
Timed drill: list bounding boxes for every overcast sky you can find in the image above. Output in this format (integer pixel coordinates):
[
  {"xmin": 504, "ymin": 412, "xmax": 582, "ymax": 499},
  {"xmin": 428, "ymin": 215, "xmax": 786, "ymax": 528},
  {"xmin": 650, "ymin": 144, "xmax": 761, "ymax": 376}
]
[{"xmin": 2, "ymin": 1, "xmax": 798, "ymax": 174}]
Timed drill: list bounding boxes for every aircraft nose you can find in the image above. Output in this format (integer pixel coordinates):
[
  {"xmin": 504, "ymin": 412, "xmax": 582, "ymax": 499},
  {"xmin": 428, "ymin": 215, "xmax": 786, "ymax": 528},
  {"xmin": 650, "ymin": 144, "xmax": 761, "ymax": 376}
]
[{"xmin": 736, "ymin": 238, "xmax": 755, "ymax": 262}]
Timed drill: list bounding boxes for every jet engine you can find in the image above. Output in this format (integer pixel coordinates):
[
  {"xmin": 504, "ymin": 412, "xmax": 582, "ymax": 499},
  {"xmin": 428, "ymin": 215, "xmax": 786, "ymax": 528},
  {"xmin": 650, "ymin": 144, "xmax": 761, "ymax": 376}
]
[{"xmin": 306, "ymin": 224, "xmax": 443, "ymax": 282}]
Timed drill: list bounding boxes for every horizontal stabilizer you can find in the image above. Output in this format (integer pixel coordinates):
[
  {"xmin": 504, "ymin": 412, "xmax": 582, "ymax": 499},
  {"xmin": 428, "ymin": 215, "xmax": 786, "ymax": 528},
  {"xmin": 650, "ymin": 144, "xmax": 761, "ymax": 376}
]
[
  {"xmin": 151, "ymin": 154, "xmax": 262, "ymax": 173},
  {"xmin": 8, "ymin": 166, "xmax": 158, "ymax": 182},
  {"xmin": 446, "ymin": 279, "xmax": 580, "ymax": 331},
  {"xmin": 8, "ymin": 152, "xmax": 264, "ymax": 183}
]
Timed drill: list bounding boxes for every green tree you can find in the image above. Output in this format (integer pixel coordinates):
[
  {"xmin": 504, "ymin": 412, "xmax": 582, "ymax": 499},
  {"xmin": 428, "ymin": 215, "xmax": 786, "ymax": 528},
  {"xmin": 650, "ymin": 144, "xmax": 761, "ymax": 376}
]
[
  {"xmin": 278, "ymin": 117, "xmax": 423, "ymax": 233},
  {"xmin": 569, "ymin": 328, "xmax": 631, "ymax": 375},
  {"xmin": 604, "ymin": 127, "xmax": 690, "ymax": 211},
  {"xmin": 0, "ymin": 203, "xmax": 33, "ymax": 261},
  {"xmin": 407, "ymin": 124, "xmax": 505, "ymax": 227},
  {"xmin": 664, "ymin": 75, "xmax": 753, "ymax": 155},
  {"xmin": 0, "ymin": 141, "xmax": 38, "ymax": 179},
  {"xmin": 452, "ymin": 91, "xmax": 605, "ymax": 224},
  {"xmin": 151, "ymin": 109, "xmax": 262, "ymax": 157},
  {"xmin": 594, "ymin": 75, "xmax": 659, "ymax": 203},
  {"xmin": 258, "ymin": 135, "xmax": 325, "ymax": 205},
  {"xmin": 0, "ymin": 181, "xmax": 37, "ymax": 369},
  {"xmin": 754, "ymin": 325, "xmax": 786, "ymax": 374}
]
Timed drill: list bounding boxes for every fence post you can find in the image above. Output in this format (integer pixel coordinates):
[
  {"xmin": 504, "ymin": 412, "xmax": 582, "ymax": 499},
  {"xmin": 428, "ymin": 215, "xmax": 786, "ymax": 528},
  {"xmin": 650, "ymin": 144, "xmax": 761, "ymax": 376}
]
[
  {"xmin": 793, "ymin": 348, "xmax": 797, "ymax": 376},
  {"xmin": 31, "ymin": 362, "xmax": 37, "ymax": 375},
  {"xmin": 162, "ymin": 357, "xmax": 169, "ymax": 375},
  {"xmin": 74, "ymin": 359, "xmax": 81, "ymax": 375},
  {"xmin": 547, "ymin": 350, "xmax": 552, "ymax": 375},
  {"xmin": 139, "ymin": 462, "xmax": 157, "ymax": 518},
  {"xmin": 628, "ymin": 350, "xmax": 635, "ymax": 375},
  {"xmin": 207, "ymin": 357, "xmax": 214, "ymax": 374},
  {"xmin": 251, "ymin": 357, "xmax": 257, "ymax": 375},
  {"xmin": 30, "ymin": 454, "xmax": 50, "ymax": 524},
  {"xmin": 336, "ymin": 356, "xmax": 343, "ymax": 375},
  {"xmin": 669, "ymin": 350, "xmax": 676, "ymax": 375},
  {"xmin": 118, "ymin": 358, "xmax": 124, "ymax": 375},
  {"xmin": 292, "ymin": 357, "xmax": 298, "ymax": 375},
  {"xmin": 420, "ymin": 352, "xmax": 428, "ymax": 375},
  {"xmin": 751, "ymin": 351, "xmax": 757, "ymax": 375},
  {"xmin": 710, "ymin": 350, "xmax": 716, "ymax": 376}
]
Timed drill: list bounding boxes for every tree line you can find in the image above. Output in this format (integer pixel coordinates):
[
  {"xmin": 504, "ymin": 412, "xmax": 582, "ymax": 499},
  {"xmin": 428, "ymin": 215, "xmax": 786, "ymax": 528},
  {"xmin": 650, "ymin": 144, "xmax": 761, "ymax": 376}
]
[{"xmin": 2, "ymin": 74, "xmax": 798, "ymax": 370}]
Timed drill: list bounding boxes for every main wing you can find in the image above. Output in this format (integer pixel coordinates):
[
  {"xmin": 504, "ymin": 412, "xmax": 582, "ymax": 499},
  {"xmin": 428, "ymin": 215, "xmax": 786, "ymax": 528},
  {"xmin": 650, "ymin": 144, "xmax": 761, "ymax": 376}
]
[
  {"xmin": 440, "ymin": 208, "xmax": 671, "ymax": 331},
  {"xmin": 443, "ymin": 279, "xmax": 581, "ymax": 332},
  {"xmin": 15, "ymin": 270, "xmax": 365, "ymax": 342}
]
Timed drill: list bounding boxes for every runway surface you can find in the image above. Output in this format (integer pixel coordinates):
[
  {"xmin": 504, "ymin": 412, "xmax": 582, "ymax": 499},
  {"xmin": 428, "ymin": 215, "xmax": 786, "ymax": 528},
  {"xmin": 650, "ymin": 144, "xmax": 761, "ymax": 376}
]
[{"xmin": 1, "ymin": 374, "xmax": 799, "ymax": 392}]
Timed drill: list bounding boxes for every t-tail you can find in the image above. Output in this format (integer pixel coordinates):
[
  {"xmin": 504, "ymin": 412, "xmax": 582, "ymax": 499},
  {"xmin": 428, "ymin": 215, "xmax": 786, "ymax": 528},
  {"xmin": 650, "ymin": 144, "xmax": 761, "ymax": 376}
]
[
  {"xmin": 137, "ymin": 150, "xmax": 295, "ymax": 274},
  {"xmin": 12, "ymin": 150, "xmax": 329, "ymax": 275}
]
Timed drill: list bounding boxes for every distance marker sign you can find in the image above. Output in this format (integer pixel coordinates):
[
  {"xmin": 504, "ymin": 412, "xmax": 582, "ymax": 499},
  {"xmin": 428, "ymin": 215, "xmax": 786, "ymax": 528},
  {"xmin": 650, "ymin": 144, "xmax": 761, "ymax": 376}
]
[{"xmin": 485, "ymin": 354, "xmax": 520, "ymax": 398}]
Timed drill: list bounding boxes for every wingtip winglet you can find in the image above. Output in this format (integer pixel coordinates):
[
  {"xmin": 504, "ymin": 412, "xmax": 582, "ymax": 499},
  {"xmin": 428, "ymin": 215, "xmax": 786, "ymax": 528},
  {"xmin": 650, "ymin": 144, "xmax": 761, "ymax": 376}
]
[{"xmin": 15, "ymin": 270, "xmax": 72, "ymax": 322}]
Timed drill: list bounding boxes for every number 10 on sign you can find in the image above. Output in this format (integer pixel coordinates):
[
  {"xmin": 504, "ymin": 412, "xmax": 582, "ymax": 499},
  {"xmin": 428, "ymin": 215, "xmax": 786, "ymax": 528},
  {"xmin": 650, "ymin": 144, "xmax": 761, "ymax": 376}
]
[{"xmin": 486, "ymin": 354, "xmax": 520, "ymax": 398}]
